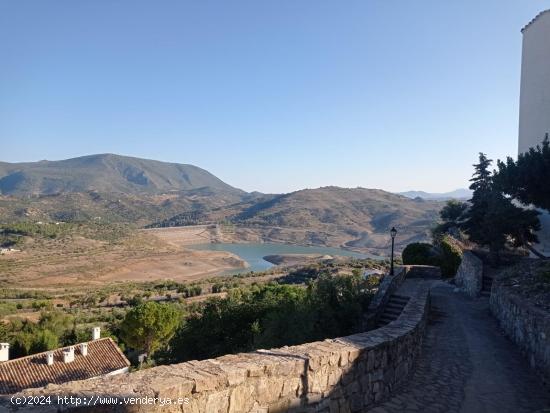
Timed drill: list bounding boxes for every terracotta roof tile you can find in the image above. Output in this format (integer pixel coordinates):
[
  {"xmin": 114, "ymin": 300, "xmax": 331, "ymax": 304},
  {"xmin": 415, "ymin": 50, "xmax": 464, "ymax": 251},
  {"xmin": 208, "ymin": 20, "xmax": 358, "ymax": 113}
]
[{"xmin": 0, "ymin": 338, "xmax": 130, "ymax": 394}]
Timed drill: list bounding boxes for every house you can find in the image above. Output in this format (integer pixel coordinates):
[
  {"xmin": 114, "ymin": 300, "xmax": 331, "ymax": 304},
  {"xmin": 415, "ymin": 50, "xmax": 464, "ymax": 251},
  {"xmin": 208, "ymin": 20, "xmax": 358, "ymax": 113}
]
[{"xmin": 0, "ymin": 327, "xmax": 130, "ymax": 395}]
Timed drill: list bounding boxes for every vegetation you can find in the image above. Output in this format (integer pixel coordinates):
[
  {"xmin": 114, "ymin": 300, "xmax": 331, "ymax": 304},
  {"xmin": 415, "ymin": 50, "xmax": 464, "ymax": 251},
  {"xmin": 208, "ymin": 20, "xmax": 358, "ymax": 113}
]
[
  {"xmin": 1, "ymin": 256, "xmax": 383, "ymax": 370},
  {"xmin": 432, "ymin": 199, "xmax": 468, "ymax": 238},
  {"xmin": 167, "ymin": 273, "xmax": 375, "ymax": 363},
  {"xmin": 120, "ymin": 302, "xmax": 182, "ymax": 356},
  {"xmin": 440, "ymin": 200, "xmax": 468, "ymax": 224},
  {"xmin": 402, "ymin": 243, "xmax": 437, "ymax": 266},
  {"xmin": 462, "ymin": 153, "xmax": 540, "ymax": 262},
  {"xmin": 437, "ymin": 235, "xmax": 463, "ymax": 277},
  {"xmin": 494, "ymin": 136, "xmax": 550, "ymax": 213},
  {"xmin": 402, "ymin": 237, "xmax": 462, "ymax": 277},
  {"xmin": 6, "ymin": 311, "xmax": 74, "ymax": 358}
]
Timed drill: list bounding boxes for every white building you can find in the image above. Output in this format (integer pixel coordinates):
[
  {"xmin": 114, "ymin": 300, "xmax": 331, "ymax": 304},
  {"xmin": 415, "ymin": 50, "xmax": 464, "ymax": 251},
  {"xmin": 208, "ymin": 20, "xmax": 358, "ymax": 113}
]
[
  {"xmin": 519, "ymin": 10, "xmax": 550, "ymax": 255},
  {"xmin": 519, "ymin": 10, "xmax": 550, "ymax": 153}
]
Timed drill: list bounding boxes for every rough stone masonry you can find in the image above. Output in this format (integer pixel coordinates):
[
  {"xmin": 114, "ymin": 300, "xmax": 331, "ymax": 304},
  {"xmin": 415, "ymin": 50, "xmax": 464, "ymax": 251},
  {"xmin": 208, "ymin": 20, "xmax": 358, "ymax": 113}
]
[{"xmin": 4, "ymin": 278, "xmax": 431, "ymax": 413}]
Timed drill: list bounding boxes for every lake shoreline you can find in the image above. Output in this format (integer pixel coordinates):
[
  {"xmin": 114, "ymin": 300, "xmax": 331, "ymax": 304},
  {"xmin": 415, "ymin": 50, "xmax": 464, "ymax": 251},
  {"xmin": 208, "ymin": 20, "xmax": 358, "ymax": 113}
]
[{"xmin": 187, "ymin": 242, "xmax": 380, "ymax": 274}]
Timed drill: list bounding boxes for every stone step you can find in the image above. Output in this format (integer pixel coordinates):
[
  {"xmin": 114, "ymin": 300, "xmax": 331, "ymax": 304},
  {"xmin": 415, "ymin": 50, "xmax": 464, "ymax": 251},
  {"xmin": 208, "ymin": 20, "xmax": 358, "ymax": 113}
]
[
  {"xmin": 388, "ymin": 297, "xmax": 409, "ymax": 306},
  {"xmin": 391, "ymin": 294, "xmax": 410, "ymax": 301},
  {"xmin": 383, "ymin": 307, "xmax": 402, "ymax": 316},
  {"xmin": 376, "ymin": 320, "xmax": 392, "ymax": 328},
  {"xmin": 379, "ymin": 314, "xmax": 398, "ymax": 323},
  {"xmin": 386, "ymin": 302, "xmax": 406, "ymax": 311},
  {"xmin": 388, "ymin": 296, "xmax": 408, "ymax": 303},
  {"xmin": 384, "ymin": 309, "xmax": 403, "ymax": 318}
]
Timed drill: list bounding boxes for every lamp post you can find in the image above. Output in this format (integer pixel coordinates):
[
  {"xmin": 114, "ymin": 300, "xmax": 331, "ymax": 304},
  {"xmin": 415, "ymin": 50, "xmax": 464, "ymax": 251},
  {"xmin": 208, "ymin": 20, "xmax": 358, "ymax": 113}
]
[{"xmin": 390, "ymin": 227, "xmax": 397, "ymax": 275}]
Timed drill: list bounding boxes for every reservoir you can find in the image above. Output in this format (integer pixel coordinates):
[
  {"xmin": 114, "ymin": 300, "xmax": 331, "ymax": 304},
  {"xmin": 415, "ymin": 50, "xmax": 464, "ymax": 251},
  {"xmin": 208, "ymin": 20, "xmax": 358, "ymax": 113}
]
[{"xmin": 188, "ymin": 242, "xmax": 380, "ymax": 274}]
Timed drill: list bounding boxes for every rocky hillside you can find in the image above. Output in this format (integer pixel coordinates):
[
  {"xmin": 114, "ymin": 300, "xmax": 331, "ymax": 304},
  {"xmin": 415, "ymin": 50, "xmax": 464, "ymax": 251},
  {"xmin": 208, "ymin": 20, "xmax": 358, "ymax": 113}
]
[
  {"xmin": 229, "ymin": 187, "xmax": 442, "ymax": 253},
  {"xmin": 0, "ymin": 154, "xmax": 443, "ymax": 253},
  {"xmin": 151, "ymin": 187, "xmax": 443, "ymax": 254},
  {"xmin": 0, "ymin": 154, "xmax": 243, "ymax": 196}
]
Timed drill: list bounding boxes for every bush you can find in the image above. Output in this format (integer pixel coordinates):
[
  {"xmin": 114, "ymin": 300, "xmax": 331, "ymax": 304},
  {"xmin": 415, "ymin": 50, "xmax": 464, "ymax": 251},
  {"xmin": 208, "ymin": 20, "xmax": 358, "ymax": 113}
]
[
  {"xmin": 168, "ymin": 274, "xmax": 374, "ymax": 363},
  {"xmin": 438, "ymin": 236, "xmax": 463, "ymax": 277},
  {"xmin": 402, "ymin": 243, "xmax": 437, "ymax": 265}
]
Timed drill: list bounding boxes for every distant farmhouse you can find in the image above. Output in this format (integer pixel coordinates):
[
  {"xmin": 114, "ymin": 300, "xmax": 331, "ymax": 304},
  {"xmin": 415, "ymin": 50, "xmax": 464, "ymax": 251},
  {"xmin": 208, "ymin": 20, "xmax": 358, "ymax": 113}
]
[
  {"xmin": 518, "ymin": 10, "xmax": 550, "ymax": 255},
  {"xmin": 0, "ymin": 327, "xmax": 130, "ymax": 395}
]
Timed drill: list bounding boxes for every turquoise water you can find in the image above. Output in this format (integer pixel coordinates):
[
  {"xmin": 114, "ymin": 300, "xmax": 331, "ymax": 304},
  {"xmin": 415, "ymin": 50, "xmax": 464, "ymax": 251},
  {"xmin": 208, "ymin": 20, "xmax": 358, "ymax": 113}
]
[{"xmin": 188, "ymin": 242, "xmax": 380, "ymax": 274}]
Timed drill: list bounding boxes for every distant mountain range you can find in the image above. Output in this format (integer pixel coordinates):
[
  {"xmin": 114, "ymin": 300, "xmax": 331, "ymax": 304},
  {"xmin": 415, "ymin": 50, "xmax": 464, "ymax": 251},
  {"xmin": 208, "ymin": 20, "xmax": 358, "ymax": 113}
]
[
  {"xmin": 0, "ymin": 154, "xmax": 243, "ymax": 196},
  {"xmin": 398, "ymin": 188, "xmax": 471, "ymax": 201},
  {"xmin": 0, "ymin": 154, "xmax": 445, "ymax": 252}
]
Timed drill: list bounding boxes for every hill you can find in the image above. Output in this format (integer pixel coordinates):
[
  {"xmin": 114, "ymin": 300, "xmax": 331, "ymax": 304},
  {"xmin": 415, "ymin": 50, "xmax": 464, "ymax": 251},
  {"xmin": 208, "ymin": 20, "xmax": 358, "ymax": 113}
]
[
  {"xmin": 151, "ymin": 187, "xmax": 443, "ymax": 253},
  {"xmin": 0, "ymin": 189, "xmax": 249, "ymax": 226},
  {"xmin": 0, "ymin": 154, "xmax": 443, "ymax": 254},
  {"xmin": 230, "ymin": 187, "xmax": 442, "ymax": 253},
  {"xmin": 0, "ymin": 154, "xmax": 243, "ymax": 196},
  {"xmin": 398, "ymin": 188, "xmax": 471, "ymax": 200}
]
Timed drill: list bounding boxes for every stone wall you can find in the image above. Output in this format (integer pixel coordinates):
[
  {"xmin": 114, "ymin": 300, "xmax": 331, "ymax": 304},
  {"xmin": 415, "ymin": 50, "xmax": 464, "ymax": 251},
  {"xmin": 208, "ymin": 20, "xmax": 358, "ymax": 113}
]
[
  {"xmin": 490, "ymin": 280, "xmax": 550, "ymax": 386},
  {"xmin": 455, "ymin": 251, "xmax": 483, "ymax": 298},
  {"xmin": 5, "ymin": 281, "xmax": 431, "ymax": 413},
  {"xmin": 363, "ymin": 266, "xmax": 408, "ymax": 329}
]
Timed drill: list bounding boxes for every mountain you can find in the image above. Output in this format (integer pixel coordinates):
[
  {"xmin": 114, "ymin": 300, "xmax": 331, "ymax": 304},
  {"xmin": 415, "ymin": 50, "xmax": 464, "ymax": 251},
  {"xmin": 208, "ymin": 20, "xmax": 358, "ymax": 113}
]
[
  {"xmin": 398, "ymin": 188, "xmax": 471, "ymax": 201},
  {"xmin": 0, "ymin": 155, "xmax": 444, "ymax": 253},
  {"xmin": 0, "ymin": 154, "xmax": 243, "ymax": 196},
  {"xmin": 153, "ymin": 186, "xmax": 443, "ymax": 253}
]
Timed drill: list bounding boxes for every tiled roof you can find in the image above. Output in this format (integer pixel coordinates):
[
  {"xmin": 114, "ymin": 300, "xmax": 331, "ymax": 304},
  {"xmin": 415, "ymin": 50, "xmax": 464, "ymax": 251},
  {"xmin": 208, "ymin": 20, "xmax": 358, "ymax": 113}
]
[
  {"xmin": 0, "ymin": 338, "xmax": 130, "ymax": 395},
  {"xmin": 522, "ymin": 9, "xmax": 550, "ymax": 33}
]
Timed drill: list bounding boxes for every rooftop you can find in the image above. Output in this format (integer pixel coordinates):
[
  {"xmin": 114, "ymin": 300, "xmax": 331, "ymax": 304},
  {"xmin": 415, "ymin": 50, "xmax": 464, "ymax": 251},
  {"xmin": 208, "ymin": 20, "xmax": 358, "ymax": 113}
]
[{"xmin": 0, "ymin": 338, "xmax": 130, "ymax": 395}]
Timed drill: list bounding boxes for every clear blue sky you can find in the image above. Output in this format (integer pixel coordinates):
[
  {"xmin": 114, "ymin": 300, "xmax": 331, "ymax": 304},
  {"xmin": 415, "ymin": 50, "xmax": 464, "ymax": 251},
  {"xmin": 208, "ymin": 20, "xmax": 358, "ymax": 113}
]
[{"xmin": 2, "ymin": 1, "xmax": 550, "ymax": 194}]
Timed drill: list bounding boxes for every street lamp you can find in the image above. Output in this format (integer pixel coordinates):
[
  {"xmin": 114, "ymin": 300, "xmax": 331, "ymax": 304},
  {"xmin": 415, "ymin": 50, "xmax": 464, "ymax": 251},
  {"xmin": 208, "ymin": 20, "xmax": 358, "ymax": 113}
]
[{"xmin": 390, "ymin": 227, "xmax": 397, "ymax": 275}]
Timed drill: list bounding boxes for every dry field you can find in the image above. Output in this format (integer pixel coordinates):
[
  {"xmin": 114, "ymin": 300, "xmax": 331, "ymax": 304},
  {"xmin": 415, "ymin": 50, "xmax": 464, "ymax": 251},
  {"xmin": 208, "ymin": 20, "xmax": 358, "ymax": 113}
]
[{"xmin": 0, "ymin": 226, "xmax": 248, "ymax": 288}]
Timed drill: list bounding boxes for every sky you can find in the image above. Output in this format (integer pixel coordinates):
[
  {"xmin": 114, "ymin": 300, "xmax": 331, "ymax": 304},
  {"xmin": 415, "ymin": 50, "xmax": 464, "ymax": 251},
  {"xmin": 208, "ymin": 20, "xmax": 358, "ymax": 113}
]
[{"xmin": 2, "ymin": 1, "xmax": 550, "ymax": 194}]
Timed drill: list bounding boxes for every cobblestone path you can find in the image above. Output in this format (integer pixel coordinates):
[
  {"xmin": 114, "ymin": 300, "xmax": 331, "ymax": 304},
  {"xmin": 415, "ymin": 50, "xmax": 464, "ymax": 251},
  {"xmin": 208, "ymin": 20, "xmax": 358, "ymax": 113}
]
[{"xmin": 368, "ymin": 283, "xmax": 550, "ymax": 413}]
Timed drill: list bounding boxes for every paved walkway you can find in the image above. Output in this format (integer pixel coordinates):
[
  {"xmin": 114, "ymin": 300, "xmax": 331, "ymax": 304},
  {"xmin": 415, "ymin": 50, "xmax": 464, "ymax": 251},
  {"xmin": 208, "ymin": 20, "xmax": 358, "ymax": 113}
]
[{"xmin": 368, "ymin": 282, "xmax": 550, "ymax": 413}]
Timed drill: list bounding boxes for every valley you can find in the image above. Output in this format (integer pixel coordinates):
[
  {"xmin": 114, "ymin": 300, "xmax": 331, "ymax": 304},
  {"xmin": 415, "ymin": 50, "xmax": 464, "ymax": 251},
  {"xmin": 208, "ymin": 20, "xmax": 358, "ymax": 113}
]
[{"xmin": 0, "ymin": 154, "xmax": 444, "ymax": 289}]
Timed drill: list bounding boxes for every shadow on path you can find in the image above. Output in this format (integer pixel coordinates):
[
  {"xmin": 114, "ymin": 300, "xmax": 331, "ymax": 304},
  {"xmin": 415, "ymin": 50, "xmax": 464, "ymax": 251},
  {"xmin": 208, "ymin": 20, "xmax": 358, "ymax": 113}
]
[{"xmin": 368, "ymin": 283, "xmax": 550, "ymax": 413}]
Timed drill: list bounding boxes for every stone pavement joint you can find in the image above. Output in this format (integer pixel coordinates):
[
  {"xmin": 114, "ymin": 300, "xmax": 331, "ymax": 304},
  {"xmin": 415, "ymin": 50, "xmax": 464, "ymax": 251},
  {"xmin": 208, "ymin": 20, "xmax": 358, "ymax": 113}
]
[{"xmin": 368, "ymin": 282, "xmax": 550, "ymax": 413}]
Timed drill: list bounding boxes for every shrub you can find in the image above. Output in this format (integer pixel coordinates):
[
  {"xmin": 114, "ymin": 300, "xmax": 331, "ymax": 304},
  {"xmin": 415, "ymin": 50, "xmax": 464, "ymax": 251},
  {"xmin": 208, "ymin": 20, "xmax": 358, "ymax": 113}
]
[
  {"xmin": 438, "ymin": 236, "xmax": 463, "ymax": 277},
  {"xmin": 402, "ymin": 243, "xmax": 437, "ymax": 265}
]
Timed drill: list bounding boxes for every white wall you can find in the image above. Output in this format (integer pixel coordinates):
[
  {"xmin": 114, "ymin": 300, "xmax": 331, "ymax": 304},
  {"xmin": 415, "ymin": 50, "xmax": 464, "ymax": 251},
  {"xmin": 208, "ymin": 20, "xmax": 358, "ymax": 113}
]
[
  {"xmin": 519, "ymin": 10, "xmax": 550, "ymax": 154},
  {"xmin": 0, "ymin": 344, "xmax": 9, "ymax": 362},
  {"xmin": 519, "ymin": 11, "xmax": 550, "ymax": 256}
]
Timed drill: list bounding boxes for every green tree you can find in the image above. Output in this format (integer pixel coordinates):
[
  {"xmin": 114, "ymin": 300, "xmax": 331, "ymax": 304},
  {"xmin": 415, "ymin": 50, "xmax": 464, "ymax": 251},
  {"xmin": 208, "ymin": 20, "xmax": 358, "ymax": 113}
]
[
  {"xmin": 11, "ymin": 332, "xmax": 33, "ymax": 358},
  {"xmin": 169, "ymin": 275, "xmax": 373, "ymax": 363},
  {"xmin": 462, "ymin": 153, "xmax": 493, "ymax": 244},
  {"xmin": 494, "ymin": 136, "xmax": 550, "ymax": 212},
  {"xmin": 29, "ymin": 329, "xmax": 59, "ymax": 354},
  {"xmin": 120, "ymin": 302, "xmax": 181, "ymax": 356},
  {"xmin": 440, "ymin": 200, "xmax": 468, "ymax": 225},
  {"xmin": 462, "ymin": 153, "xmax": 540, "ymax": 261}
]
